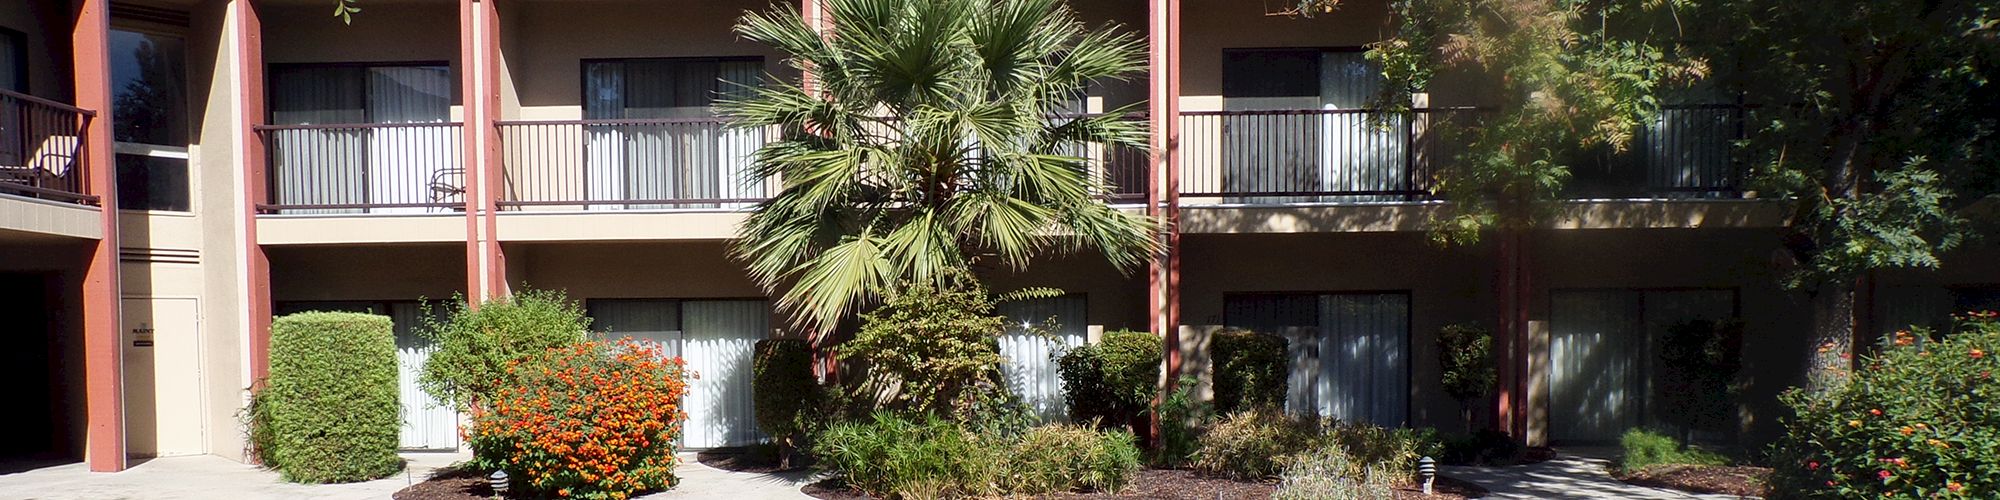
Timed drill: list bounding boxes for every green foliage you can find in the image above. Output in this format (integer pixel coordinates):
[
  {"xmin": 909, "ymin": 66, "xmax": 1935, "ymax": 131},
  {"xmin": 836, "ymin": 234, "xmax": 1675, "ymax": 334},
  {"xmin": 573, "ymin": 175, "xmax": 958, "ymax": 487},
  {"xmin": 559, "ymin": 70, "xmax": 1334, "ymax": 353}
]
[
  {"xmin": 1768, "ymin": 314, "xmax": 2000, "ymax": 499},
  {"xmin": 1005, "ymin": 424, "xmax": 1142, "ymax": 495},
  {"xmin": 418, "ymin": 289, "xmax": 591, "ymax": 412},
  {"xmin": 1211, "ymin": 330, "xmax": 1289, "ymax": 414},
  {"xmin": 813, "ymin": 413, "xmax": 1000, "ymax": 499},
  {"xmin": 1656, "ymin": 319, "xmax": 1746, "ymax": 438},
  {"xmin": 1154, "ymin": 375, "xmax": 1212, "ymax": 467},
  {"xmin": 1618, "ymin": 428, "xmax": 1728, "ymax": 475},
  {"xmin": 252, "ymin": 312, "xmax": 402, "ymax": 483},
  {"xmin": 843, "ymin": 275, "xmax": 1021, "ymax": 429},
  {"xmin": 1192, "ymin": 409, "xmax": 1321, "ymax": 480},
  {"xmin": 1438, "ymin": 322, "xmax": 1495, "ymax": 432},
  {"xmin": 725, "ymin": 0, "xmax": 1161, "ymax": 332},
  {"xmin": 754, "ymin": 339, "xmax": 817, "ymax": 467},
  {"xmin": 1325, "ymin": 422, "xmax": 1442, "ymax": 481},
  {"xmin": 1274, "ymin": 446, "xmax": 1397, "ymax": 500},
  {"xmin": 1359, "ymin": 0, "xmax": 1707, "ymax": 245},
  {"xmin": 468, "ymin": 339, "xmax": 689, "ymax": 500},
  {"xmin": 1440, "ymin": 429, "xmax": 1529, "ymax": 466},
  {"xmin": 331, "ymin": 0, "xmax": 360, "ymax": 24},
  {"xmin": 1056, "ymin": 330, "xmax": 1162, "ymax": 433}
]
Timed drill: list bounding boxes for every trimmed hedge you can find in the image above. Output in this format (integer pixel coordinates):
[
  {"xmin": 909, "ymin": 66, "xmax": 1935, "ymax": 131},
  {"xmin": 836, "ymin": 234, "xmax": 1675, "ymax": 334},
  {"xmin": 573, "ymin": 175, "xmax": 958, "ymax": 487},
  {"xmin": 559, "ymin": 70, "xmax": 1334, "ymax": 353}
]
[
  {"xmin": 753, "ymin": 338, "xmax": 816, "ymax": 467},
  {"xmin": 1212, "ymin": 329, "xmax": 1288, "ymax": 414},
  {"xmin": 1057, "ymin": 330, "xmax": 1162, "ymax": 433},
  {"xmin": 251, "ymin": 312, "xmax": 402, "ymax": 483}
]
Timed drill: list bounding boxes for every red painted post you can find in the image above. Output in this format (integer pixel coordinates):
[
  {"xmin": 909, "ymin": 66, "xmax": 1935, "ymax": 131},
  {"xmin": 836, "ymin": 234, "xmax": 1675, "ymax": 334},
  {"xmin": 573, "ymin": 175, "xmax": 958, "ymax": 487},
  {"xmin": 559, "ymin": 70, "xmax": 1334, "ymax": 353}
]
[
  {"xmin": 234, "ymin": 0, "xmax": 273, "ymax": 390},
  {"xmin": 459, "ymin": 0, "xmax": 485, "ymax": 307},
  {"xmin": 73, "ymin": 0, "xmax": 125, "ymax": 472}
]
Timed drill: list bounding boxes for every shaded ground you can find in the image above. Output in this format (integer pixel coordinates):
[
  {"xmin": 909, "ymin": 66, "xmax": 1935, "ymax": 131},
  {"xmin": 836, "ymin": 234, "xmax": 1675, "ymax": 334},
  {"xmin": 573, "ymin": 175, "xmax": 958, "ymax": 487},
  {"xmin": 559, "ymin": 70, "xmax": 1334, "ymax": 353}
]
[
  {"xmin": 697, "ymin": 446, "xmax": 813, "ymax": 474},
  {"xmin": 1617, "ymin": 464, "xmax": 1771, "ymax": 498},
  {"xmin": 803, "ymin": 469, "xmax": 1486, "ymax": 499},
  {"xmin": 391, "ymin": 466, "xmax": 491, "ymax": 500},
  {"xmin": 0, "ymin": 452, "xmax": 466, "ymax": 500},
  {"xmin": 393, "ymin": 453, "xmax": 814, "ymax": 500},
  {"xmin": 1442, "ymin": 453, "xmax": 1747, "ymax": 499}
]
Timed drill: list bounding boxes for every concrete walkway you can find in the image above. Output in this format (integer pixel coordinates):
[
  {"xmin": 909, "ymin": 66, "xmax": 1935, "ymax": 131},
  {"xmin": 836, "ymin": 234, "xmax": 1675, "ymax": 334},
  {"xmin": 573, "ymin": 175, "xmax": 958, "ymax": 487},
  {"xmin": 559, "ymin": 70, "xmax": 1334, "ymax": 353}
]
[
  {"xmin": 0, "ymin": 451, "xmax": 468, "ymax": 500},
  {"xmin": 1442, "ymin": 452, "xmax": 1753, "ymax": 500},
  {"xmin": 0, "ymin": 451, "xmax": 816, "ymax": 500},
  {"xmin": 637, "ymin": 454, "xmax": 816, "ymax": 500}
]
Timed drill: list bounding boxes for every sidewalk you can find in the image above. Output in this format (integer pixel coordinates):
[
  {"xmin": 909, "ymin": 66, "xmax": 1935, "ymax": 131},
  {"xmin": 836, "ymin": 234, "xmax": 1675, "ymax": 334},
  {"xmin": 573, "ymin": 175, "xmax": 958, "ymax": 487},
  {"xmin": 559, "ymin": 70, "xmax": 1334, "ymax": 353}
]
[
  {"xmin": 1441, "ymin": 452, "xmax": 1753, "ymax": 500},
  {"xmin": 0, "ymin": 452, "xmax": 467, "ymax": 500},
  {"xmin": 638, "ymin": 454, "xmax": 816, "ymax": 500}
]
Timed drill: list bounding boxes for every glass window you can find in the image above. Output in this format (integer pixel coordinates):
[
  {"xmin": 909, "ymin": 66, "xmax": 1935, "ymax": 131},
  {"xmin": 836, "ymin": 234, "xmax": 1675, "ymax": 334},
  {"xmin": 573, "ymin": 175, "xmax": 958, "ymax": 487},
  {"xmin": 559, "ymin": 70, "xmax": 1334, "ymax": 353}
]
[
  {"xmin": 0, "ymin": 28, "xmax": 24, "ymax": 93},
  {"xmin": 110, "ymin": 28, "xmax": 189, "ymax": 211},
  {"xmin": 579, "ymin": 58, "xmax": 767, "ymax": 209},
  {"xmin": 115, "ymin": 153, "xmax": 188, "ymax": 211}
]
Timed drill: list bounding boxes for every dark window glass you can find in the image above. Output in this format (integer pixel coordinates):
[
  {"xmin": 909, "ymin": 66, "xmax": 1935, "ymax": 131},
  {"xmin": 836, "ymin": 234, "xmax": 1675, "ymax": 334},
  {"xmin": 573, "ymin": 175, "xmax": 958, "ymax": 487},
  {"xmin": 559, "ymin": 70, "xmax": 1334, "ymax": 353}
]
[
  {"xmin": 0, "ymin": 28, "xmax": 24, "ymax": 93},
  {"xmin": 1222, "ymin": 50, "xmax": 1323, "ymax": 99},
  {"xmin": 115, "ymin": 153, "xmax": 188, "ymax": 211},
  {"xmin": 582, "ymin": 58, "xmax": 763, "ymax": 119},
  {"xmin": 110, "ymin": 30, "xmax": 187, "ymax": 146}
]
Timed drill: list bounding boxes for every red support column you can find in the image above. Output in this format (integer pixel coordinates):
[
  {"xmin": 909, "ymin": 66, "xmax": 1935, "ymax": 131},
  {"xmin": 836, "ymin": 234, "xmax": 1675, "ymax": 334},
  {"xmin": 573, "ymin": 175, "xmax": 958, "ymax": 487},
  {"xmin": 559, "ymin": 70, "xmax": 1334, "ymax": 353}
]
[
  {"xmin": 477, "ymin": 0, "xmax": 505, "ymax": 298},
  {"xmin": 1148, "ymin": 0, "xmax": 1182, "ymax": 439},
  {"xmin": 233, "ymin": 0, "xmax": 272, "ymax": 388},
  {"xmin": 459, "ymin": 0, "xmax": 485, "ymax": 306},
  {"xmin": 1494, "ymin": 230, "xmax": 1516, "ymax": 436},
  {"xmin": 73, "ymin": 0, "xmax": 125, "ymax": 472}
]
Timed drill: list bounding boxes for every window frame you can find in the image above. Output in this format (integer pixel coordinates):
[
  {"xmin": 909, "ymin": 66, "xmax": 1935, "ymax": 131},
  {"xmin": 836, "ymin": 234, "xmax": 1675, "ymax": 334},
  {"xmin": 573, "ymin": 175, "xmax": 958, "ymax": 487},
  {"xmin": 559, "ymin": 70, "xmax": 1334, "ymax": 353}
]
[
  {"xmin": 107, "ymin": 23, "xmax": 193, "ymax": 213},
  {"xmin": 265, "ymin": 60, "xmax": 455, "ymax": 126}
]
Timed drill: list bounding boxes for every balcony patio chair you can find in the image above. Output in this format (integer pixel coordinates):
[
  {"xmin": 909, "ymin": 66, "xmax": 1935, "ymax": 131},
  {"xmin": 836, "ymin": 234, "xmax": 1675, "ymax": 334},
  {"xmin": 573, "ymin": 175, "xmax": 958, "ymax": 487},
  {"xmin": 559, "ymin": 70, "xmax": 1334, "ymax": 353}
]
[
  {"xmin": 0, "ymin": 134, "xmax": 79, "ymax": 190},
  {"xmin": 428, "ymin": 166, "xmax": 466, "ymax": 203}
]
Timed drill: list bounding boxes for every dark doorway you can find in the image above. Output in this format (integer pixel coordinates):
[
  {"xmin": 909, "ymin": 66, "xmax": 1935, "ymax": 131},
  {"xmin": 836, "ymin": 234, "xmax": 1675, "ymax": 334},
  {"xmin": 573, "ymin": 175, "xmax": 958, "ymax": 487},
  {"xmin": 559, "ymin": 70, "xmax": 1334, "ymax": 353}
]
[{"xmin": 0, "ymin": 272, "xmax": 83, "ymax": 471}]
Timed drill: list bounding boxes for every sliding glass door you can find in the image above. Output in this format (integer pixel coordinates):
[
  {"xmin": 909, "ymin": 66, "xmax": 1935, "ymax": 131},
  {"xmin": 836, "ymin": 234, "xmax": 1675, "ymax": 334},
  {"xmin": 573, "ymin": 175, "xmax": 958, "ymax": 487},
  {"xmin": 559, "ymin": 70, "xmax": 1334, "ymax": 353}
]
[
  {"xmin": 582, "ymin": 58, "xmax": 763, "ymax": 210},
  {"xmin": 589, "ymin": 299, "xmax": 770, "ymax": 448},
  {"xmin": 270, "ymin": 63, "xmax": 458, "ymax": 214},
  {"xmin": 1224, "ymin": 292, "xmax": 1410, "ymax": 426},
  {"xmin": 1549, "ymin": 289, "xmax": 1737, "ymax": 442},
  {"xmin": 996, "ymin": 295, "xmax": 1089, "ymax": 422},
  {"xmin": 1221, "ymin": 49, "xmax": 1408, "ymax": 202}
]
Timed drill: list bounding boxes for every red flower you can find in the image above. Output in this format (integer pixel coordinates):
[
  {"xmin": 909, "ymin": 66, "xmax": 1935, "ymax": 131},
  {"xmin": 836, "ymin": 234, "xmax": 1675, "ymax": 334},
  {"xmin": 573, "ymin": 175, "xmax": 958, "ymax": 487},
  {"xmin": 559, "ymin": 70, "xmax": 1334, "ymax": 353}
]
[
  {"xmin": 1806, "ymin": 461, "xmax": 1820, "ymax": 470},
  {"xmin": 1973, "ymin": 349, "xmax": 1987, "ymax": 359},
  {"xmin": 1869, "ymin": 409, "xmax": 1883, "ymax": 416},
  {"xmin": 1949, "ymin": 482, "xmax": 1965, "ymax": 492},
  {"xmin": 1878, "ymin": 470, "xmax": 1892, "ymax": 480}
]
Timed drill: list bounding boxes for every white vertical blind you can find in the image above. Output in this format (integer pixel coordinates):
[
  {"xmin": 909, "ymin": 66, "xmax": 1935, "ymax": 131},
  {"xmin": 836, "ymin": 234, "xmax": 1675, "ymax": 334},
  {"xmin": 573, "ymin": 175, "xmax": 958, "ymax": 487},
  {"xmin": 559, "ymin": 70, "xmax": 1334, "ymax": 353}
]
[
  {"xmin": 589, "ymin": 299, "xmax": 684, "ymax": 358},
  {"xmin": 1551, "ymin": 289, "xmax": 1736, "ymax": 442},
  {"xmin": 996, "ymin": 296, "xmax": 1089, "ymax": 422},
  {"xmin": 269, "ymin": 64, "xmax": 453, "ymax": 214},
  {"xmin": 1220, "ymin": 50, "xmax": 1406, "ymax": 203},
  {"xmin": 1225, "ymin": 293, "xmax": 1410, "ymax": 424},
  {"xmin": 365, "ymin": 66, "xmax": 456, "ymax": 214},
  {"xmin": 681, "ymin": 300, "xmax": 769, "ymax": 448},
  {"xmin": 271, "ymin": 66, "xmax": 366, "ymax": 215},
  {"xmin": 583, "ymin": 59, "xmax": 763, "ymax": 210},
  {"xmin": 389, "ymin": 302, "xmax": 459, "ymax": 450}
]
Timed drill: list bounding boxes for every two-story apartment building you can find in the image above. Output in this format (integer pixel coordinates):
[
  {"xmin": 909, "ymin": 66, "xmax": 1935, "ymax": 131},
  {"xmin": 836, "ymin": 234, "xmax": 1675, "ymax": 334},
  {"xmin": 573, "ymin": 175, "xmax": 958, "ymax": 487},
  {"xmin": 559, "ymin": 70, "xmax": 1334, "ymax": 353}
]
[{"xmin": 2, "ymin": 0, "xmax": 1995, "ymax": 473}]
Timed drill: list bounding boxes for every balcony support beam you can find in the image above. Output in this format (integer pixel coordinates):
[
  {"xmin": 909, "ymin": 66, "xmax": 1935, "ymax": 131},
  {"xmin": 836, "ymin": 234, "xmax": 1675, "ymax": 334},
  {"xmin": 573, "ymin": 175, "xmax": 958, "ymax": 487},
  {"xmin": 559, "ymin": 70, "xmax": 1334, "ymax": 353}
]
[
  {"xmin": 461, "ymin": 0, "xmax": 507, "ymax": 304},
  {"xmin": 1148, "ymin": 0, "xmax": 1181, "ymax": 439},
  {"xmin": 73, "ymin": 0, "xmax": 125, "ymax": 473}
]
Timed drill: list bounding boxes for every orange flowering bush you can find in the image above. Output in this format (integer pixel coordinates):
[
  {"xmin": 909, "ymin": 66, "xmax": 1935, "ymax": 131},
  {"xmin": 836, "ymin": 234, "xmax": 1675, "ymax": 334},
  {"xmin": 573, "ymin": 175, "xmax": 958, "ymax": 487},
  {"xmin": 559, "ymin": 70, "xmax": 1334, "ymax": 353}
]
[{"xmin": 469, "ymin": 339, "xmax": 689, "ymax": 499}]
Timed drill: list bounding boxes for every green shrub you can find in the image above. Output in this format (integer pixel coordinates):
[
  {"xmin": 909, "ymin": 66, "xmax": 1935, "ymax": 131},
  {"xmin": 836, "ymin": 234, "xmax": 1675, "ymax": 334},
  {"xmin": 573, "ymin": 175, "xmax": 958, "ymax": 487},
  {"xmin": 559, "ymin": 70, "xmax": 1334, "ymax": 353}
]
[
  {"xmin": 418, "ymin": 289, "xmax": 591, "ymax": 412},
  {"xmin": 1438, "ymin": 322, "xmax": 1495, "ymax": 432},
  {"xmin": 812, "ymin": 412, "xmax": 1003, "ymax": 499},
  {"xmin": 845, "ymin": 277, "xmax": 1014, "ymax": 422},
  {"xmin": 1656, "ymin": 318, "xmax": 1745, "ymax": 438},
  {"xmin": 1154, "ymin": 375, "xmax": 1211, "ymax": 467},
  {"xmin": 1192, "ymin": 409, "xmax": 1320, "ymax": 480},
  {"xmin": 1057, "ymin": 330, "xmax": 1162, "ymax": 433},
  {"xmin": 468, "ymin": 339, "xmax": 689, "ymax": 499},
  {"xmin": 1211, "ymin": 329, "xmax": 1289, "ymax": 414},
  {"xmin": 1326, "ymin": 421, "xmax": 1442, "ymax": 481},
  {"xmin": 1274, "ymin": 446, "xmax": 1396, "ymax": 500},
  {"xmin": 1768, "ymin": 314, "xmax": 2000, "ymax": 499},
  {"xmin": 753, "ymin": 338, "xmax": 816, "ymax": 468},
  {"xmin": 1006, "ymin": 424, "xmax": 1142, "ymax": 494},
  {"xmin": 252, "ymin": 312, "xmax": 402, "ymax": 483},
  {"xmin": 1618, "ymin": 428, "xmax": 1727, "ymax": 475}
]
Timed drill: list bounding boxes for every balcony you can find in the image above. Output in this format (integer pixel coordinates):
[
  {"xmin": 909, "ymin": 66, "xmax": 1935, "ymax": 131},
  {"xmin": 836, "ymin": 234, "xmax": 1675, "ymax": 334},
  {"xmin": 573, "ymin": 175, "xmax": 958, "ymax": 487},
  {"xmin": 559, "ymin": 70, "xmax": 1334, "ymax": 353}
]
[
  {"xmin": 0, "ymin": 90, "xmax": 97, "ymax": 205},
  {"xmin": 256, "ymin": 122, "xmax": 466, "ymax": 215},
  {"xmin": 1177, "ymin": 105, "xmax": 1745, "ymax": 204},
  {"xmin": 496, "ymin": 115, "xmax": 1151, "ymax": 211}
]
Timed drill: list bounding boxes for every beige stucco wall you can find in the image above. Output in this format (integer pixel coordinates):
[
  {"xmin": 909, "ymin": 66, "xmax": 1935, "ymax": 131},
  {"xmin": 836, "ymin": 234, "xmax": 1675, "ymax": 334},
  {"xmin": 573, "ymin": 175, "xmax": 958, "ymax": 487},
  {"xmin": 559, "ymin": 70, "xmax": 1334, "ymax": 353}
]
[
  {"xmin": 269, "ymin": 244, "xmax": 469, "ymax": 302},
  {"xmin": 0, "ymin": 0, "xmax": 76, "ymax": 101}
]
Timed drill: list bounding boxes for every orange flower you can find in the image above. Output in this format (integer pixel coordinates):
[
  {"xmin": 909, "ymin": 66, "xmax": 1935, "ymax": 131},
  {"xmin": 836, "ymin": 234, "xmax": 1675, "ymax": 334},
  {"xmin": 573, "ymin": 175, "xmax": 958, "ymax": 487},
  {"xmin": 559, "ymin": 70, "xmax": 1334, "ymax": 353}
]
[{"xmin": 1973, "ymin": 349, "xmax": 1986, "ymax": 359}]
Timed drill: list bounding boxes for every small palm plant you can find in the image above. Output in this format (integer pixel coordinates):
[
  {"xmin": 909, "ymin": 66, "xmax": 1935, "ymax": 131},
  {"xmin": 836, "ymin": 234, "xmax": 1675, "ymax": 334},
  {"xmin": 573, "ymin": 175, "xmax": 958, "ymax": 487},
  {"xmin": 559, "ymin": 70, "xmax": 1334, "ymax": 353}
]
[{"xmin": 725, "ymin": 0, "xmax": 1158, "ymax": 332}]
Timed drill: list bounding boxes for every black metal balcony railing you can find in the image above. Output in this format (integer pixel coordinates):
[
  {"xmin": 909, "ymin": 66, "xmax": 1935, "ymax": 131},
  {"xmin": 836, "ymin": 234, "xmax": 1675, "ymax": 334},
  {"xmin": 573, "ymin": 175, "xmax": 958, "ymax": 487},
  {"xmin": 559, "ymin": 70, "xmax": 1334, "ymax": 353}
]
[
  {"xmin": 256, "ymin": 122, "xmax": 465, "ymax": 214},
  {"xmin": 0, "ymin": 89, "xmax": 96, "ymax": 205},
  {"xmin": 1178, "ymin": 105, "xmax": 1744, "ymax": 203},
  {"xmin": 497, "ymin": 115, "xmax": 1150, "ymax": 211},
  {"xmin": 497, "ymin": 117, "xmax": 775, "ymax": 210}
]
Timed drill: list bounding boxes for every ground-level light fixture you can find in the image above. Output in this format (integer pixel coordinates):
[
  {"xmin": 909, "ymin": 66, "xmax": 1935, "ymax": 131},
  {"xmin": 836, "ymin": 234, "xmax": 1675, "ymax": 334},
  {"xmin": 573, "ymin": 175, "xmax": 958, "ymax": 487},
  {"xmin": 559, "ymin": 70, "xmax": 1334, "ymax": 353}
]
[
  {"xmin": 1418, "ymin": 456, "xmax": 1437, "ymax": 495},
  {"xmin": 489, "ymin": 470, "xmax": 510, "ymax": 498}
]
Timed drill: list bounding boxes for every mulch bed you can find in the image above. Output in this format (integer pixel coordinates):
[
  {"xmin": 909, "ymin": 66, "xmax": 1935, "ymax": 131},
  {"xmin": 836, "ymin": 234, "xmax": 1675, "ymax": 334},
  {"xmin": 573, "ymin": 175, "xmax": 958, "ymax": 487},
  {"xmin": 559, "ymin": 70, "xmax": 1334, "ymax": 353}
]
[
  {"xmin": 1617, "ymin": 464, "xmax": 1771, "ymax": 498},
  {"xmin": 803, "ymin": 469, "xmax": 1489, "ymax": 499},
  {"xmin": 392, "ymin": 467, "xmax": 494, "ymax": 500}
]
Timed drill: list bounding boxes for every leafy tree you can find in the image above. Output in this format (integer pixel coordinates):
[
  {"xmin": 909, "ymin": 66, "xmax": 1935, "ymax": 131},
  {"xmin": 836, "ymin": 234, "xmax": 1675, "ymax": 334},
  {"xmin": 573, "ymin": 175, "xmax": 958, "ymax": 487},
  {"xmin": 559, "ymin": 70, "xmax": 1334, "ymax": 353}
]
[
  {"xmin": 417, "ymin": 289, "xmax": 592, "ymax": 411},
  {"xmin": 841, "ymin": 272, "xmax": 1014, "ymax": 423},
  {"xmin": 724, "ymin": 0, "xmax": 1160, "ymax": 332},
  {"xmin": 1676, "ymin": 0, "xmax": 1999, "ymax": 382},
  {"xmin": 1438, "ymin": 322, "xmax": 1496, "ymax": 433}
]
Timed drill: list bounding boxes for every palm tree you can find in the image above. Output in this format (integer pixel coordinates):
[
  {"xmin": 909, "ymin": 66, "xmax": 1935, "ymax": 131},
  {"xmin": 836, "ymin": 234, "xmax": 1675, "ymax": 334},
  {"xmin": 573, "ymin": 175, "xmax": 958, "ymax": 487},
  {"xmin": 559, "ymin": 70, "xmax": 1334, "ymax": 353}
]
[{"xmin": 725, "ymin": 0, "xmax": 1159, "ymax": 332}]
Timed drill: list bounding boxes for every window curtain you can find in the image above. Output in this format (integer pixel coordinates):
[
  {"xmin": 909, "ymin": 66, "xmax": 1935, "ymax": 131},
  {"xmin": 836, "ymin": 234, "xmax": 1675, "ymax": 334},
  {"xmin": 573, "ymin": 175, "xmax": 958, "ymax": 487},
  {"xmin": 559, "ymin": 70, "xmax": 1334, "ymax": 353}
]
[
  {"xmin": 584, "ymin": 59, "xmax": 762, "ymax": 210},
  {"xmin": 1221, "ymin": 51, "xmax": 1406, "ymax": 203},
  {"xmin": 270, "ymin": 65, "xmax": 453, "ymax": 214},
  {"xmin": 1550, "ymin": 289, "xmax": 1735, "ymax": 442},
  {"xmin": 1225, "ymin": 293, "xmax": 1409, "ymax": 424},
  {"xmin": 388, "ymin": 302, "xmax": 459, "ymax": 450},
  {"xmin": 589, "ymin": 299, "xmax": 684, "ymax": 358},
  {"xmin": 996, "ymin": 295, "xmax": 1089, "ymax": 422},
  {"xmin": 681, "ymin": 300, "xmax": 769, "ymax": 448}
]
